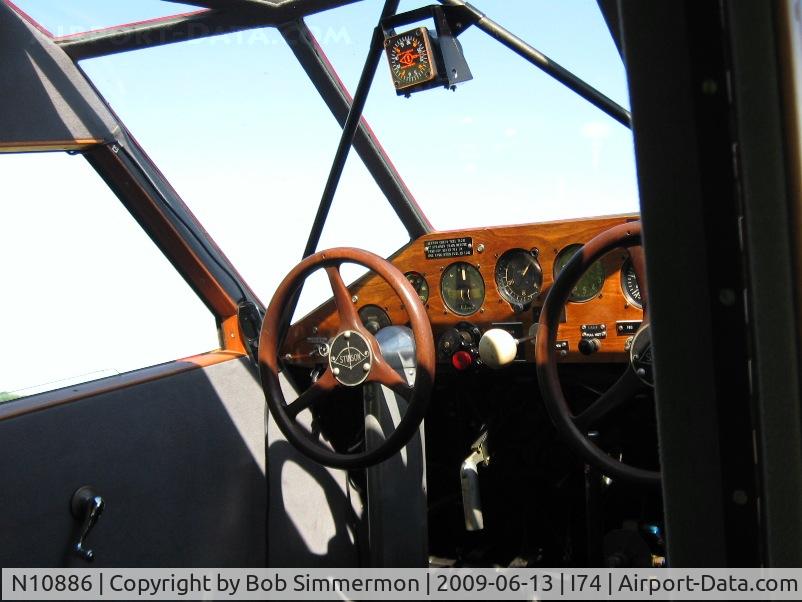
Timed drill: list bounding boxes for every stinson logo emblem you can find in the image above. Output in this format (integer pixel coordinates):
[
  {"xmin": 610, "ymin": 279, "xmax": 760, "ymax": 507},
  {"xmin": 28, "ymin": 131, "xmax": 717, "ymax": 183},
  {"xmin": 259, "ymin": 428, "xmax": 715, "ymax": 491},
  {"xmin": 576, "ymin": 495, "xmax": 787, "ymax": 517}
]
[
  {"xmin": 329, "ymin": 330, "xmax": 371, "ymax": 386},
  {"xmin": 331, "ymin": 346, "xmax": 368, "ymax": 370}
]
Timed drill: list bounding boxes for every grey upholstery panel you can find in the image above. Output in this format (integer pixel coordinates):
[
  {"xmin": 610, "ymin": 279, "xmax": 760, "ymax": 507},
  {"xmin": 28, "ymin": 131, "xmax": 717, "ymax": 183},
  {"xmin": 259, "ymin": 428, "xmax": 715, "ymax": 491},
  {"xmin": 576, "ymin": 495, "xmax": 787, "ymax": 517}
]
[
  {"xmin": 266, "ymin": 374, "xmax": 361, "ymax": 567},
  {"xmin": 0, "ymin": 2, "xmax": 119, "ymax": 145},
  {"xmin": 265, "ymin": 380, "xmax": 427, "ymax": 568},
  {"xmin": 364, "ymin": 384, "xmax": 427, "ymax": 568},
  {"xmin": 0, "ymin": 357, "xmax": 265, "ymax": 567}
]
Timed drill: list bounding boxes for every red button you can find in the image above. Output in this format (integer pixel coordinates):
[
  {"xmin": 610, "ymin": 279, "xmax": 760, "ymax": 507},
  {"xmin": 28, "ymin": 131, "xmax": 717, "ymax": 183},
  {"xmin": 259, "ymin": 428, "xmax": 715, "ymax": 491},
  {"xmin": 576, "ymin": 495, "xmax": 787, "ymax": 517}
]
[{"xmin": 451, "ymin": 350, "xmax": 474, "ymax": 370}]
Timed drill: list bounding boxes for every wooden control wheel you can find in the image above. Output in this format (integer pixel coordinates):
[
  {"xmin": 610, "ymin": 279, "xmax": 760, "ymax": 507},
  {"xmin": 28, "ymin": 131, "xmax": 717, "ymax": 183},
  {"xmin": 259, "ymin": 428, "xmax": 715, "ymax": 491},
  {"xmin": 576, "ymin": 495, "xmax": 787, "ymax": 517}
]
[
  {"xmin": 536, "ymin": 222, "xmax": 660, "ymax": 485},
  {"xmin": 259, "ymin": 247, "xmax": 435, "ymax": 469}
]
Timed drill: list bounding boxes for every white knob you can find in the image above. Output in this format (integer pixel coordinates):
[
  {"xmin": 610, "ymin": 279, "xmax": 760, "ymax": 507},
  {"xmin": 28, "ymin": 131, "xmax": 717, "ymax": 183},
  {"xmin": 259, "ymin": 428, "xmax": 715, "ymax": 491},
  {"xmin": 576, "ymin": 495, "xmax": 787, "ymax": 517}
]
[{"xmin": 478, "ymin": 328, "xmax": 519, "ymax": 369}]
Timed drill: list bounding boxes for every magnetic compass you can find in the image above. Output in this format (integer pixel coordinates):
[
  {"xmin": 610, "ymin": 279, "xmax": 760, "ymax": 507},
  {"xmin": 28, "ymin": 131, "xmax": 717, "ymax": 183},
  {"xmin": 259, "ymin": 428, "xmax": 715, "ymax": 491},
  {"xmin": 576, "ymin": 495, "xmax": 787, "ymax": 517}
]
[{"xmin": 385, "ymin": 27, "xmax": 438, "ymax": 91}]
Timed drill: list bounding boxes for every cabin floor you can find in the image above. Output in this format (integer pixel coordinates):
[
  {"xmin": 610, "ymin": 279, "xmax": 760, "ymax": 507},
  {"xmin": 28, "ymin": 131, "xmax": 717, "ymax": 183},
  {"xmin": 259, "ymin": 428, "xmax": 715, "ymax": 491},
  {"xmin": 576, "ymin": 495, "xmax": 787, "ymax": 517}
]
[
  {"xmin": 301, "ymin": 363, "xmax": 664, "ymax": 567},
  {"xmin": 422, "ymin": 364, "xmax": 664, "ymax": 568}
]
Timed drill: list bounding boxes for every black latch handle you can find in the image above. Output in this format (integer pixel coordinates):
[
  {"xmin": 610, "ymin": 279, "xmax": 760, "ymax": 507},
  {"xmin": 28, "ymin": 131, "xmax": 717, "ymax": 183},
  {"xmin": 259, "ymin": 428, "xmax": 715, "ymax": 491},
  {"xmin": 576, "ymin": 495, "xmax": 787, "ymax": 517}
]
[{"xmin": 70, "ymin": 486, "xmax": 104, "ymax": 562}]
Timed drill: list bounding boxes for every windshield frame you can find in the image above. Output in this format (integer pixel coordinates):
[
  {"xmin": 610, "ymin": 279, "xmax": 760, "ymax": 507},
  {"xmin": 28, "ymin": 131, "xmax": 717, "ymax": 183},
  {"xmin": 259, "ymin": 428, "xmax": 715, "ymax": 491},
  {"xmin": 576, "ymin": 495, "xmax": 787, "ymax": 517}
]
[
  {"xmin": 3, "ymin": 0, "xmax": 631, "ymax": 327},
  {"xmin": 14, "ymin": 0, "xmax": 629, "ymax": 248}
]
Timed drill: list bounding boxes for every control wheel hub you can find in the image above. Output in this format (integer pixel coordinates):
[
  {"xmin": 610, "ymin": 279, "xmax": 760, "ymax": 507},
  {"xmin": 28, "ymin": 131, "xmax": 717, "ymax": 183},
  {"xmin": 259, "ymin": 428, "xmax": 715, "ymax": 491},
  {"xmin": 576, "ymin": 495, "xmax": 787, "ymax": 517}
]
[{"xmin": 629, "ymin": 323, "xmax": 654, "ymax": 386}]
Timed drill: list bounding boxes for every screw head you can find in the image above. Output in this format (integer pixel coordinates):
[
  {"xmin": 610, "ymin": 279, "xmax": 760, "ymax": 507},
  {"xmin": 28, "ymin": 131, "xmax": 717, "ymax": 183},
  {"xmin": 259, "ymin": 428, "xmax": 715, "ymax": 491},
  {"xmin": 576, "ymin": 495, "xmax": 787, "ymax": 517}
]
[
  {"xmin": 363, "ymin": 363, "xmax": 371, "ymax": 372},
  {"xmin": 702, "ymin": 79, "xmax": 718, "ymax": 95},
  {"xmin": 332, "ymin": 367, "xmax": 340, "ymax": 376},
  {"xmin": 719, "ymin": 288, "xmax": 736, "ymax": 306},
  {"xmin": 344, "ymin": 331, "xmax": 351, "ymax": 339}
]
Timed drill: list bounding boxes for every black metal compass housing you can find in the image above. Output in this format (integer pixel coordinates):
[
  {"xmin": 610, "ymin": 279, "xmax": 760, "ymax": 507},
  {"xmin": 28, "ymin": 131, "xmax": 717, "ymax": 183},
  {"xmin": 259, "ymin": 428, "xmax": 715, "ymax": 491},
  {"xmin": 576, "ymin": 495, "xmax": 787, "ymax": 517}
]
[{"xmin": 381, "ymin": 5, "xmax": 476, "ymax": 96}]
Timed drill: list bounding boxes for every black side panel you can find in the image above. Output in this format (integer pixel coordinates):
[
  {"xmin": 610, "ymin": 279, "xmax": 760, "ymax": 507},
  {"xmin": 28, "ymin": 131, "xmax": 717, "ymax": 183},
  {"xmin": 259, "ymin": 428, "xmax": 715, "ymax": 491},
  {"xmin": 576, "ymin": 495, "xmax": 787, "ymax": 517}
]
[
  {"xmin": 729, "ymin": 1, "xmax": 802, "ymax": 566},
  {"xmin": 620, "ymin": 0, "xmax": 761, "ymax": 565},
  {"xmin": 0, "ymin": 357, "xmax": 266, "ymax": 567}
]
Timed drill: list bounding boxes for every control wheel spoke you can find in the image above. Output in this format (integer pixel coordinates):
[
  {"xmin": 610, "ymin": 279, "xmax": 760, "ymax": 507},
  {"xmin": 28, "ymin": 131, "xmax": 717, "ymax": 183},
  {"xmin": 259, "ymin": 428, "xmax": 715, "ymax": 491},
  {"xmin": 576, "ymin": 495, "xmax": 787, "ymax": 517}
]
[
  {"xmin": 574, "ymin": 356, "xmax": 646, "ymax": 432},
  {"xmin": 285, "ymin": 369, "xmax": 338, "ymax": 420},
  {"xmin": 368, "ymin": 356, "xmax": 413, "ymax": 399},
  {"xmin": 325, "ymin": 264, "xmax": 360, "ymax": 330}
]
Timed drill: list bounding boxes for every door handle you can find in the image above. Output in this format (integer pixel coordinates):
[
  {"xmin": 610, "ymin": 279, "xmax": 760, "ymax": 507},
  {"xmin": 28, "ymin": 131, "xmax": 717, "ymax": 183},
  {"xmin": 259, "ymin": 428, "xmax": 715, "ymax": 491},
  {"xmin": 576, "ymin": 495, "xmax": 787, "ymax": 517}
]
[{"xmin": 70, "ymin": 486, "xmax": 104, "ymax": 562}]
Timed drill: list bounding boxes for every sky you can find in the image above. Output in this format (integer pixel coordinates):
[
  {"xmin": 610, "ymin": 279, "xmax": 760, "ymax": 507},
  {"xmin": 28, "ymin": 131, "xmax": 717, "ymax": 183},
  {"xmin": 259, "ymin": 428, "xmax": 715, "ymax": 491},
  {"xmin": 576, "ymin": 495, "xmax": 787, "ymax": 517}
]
[{"xmin": 0, "ymin": 0, "xmax": 639, "ymax": 396}]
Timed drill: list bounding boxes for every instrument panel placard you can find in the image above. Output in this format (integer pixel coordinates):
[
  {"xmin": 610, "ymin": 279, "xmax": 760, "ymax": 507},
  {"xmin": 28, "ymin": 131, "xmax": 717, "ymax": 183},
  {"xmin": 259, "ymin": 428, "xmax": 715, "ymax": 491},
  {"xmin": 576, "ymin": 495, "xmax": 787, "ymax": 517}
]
[{"xmin": 424, "ymin": 237, "xmax": 473, "ymax": 259}]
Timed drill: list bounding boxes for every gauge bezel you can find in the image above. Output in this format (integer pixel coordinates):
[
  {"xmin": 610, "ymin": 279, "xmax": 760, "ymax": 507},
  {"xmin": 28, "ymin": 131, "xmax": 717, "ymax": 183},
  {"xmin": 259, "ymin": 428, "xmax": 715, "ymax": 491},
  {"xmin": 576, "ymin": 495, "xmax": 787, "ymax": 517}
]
[
  {"xmin": 385, "ymin": 27, "xmax": 438, "ymax": 92},
  {"xmin": 553, "ymin": 243, "xmax": 605, "ymax": 303},
  {"xmin": 494, "ymin": 248, "xmax": 543, "ymax": 308},
  {"xmin": 439, "ymin": 261, "xmax": 485, "ymax": 316},
  {"xmin": 404, "ymin": 271, "xmax": 430, "ymax": 304},
  {"xmin": 358, "ymin": 304, "xmax": 392, "ymax": 333},
  {"xmin": 619, "ymin": 257, "xmax": 643, "ymax": 309}
]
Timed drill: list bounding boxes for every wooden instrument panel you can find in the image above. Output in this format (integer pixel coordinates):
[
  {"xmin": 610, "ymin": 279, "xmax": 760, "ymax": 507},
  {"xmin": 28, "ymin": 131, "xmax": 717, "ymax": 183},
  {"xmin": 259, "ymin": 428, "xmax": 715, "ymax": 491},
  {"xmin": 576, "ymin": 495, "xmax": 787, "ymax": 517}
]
[{"xmin": 282, "ymin": 214, "xmax": 643, "ymax": 364}]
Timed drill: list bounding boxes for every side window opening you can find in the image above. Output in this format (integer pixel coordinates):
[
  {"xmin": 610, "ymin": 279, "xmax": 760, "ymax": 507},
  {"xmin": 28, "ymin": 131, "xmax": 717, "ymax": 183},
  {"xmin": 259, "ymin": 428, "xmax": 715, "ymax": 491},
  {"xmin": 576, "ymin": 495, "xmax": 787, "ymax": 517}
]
[{"xmin": 0, "ymin": 152, "xmax": 220, "ymax": 401}]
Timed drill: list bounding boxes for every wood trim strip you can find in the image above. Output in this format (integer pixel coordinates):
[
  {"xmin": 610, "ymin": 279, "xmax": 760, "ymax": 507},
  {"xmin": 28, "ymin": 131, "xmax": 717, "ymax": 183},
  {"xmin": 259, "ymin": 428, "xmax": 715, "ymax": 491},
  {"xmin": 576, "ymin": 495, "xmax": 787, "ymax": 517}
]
[
  {"xmin": 0, "ymin": 139, "xmax": 105, "ymax": 152},
  {"xmin": 0, "ymin": 350, "xmax": 247, "ymax": 422}
]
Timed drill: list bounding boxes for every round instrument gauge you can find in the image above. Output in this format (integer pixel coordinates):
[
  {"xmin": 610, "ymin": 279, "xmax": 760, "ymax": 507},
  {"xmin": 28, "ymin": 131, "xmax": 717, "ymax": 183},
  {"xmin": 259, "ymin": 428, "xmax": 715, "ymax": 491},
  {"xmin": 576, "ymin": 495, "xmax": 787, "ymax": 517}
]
[
  {"xmin": 404, "ymin": 271, "xmax": 429, "ymax": 304},
  {"xmin": 620, "ymin": 257, "xmax": 642, "ymax": 309},
  {"xmin": 494, "ymin": 249, "xmax": 542, "ymax": 309},
  {"xmin": 358, "ymin": 305, "xmax": 391, "ymax": 334},
  {"xmin": 553, "ymin": 243, "xmax": 605, "ymax": 303},
  {"xmin": 440, "ymin": 262, "xmax": 485, "ymax": 316}
]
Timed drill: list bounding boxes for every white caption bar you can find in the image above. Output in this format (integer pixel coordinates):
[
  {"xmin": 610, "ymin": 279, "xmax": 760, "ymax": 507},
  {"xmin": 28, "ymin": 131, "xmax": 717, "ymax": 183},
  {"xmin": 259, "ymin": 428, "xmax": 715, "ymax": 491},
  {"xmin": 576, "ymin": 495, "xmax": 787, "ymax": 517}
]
[{"xmin": 2, "ymin": 568, "xmax": 802, "ymax": 600}]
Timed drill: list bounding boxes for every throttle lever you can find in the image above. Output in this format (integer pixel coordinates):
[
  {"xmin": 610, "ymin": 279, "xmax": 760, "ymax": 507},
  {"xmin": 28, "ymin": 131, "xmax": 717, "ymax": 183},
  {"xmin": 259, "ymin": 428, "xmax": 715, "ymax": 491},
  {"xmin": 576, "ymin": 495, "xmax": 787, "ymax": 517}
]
[{"xmin": 70, "ymin": 486, "xmax": 104, "ymax": 562}]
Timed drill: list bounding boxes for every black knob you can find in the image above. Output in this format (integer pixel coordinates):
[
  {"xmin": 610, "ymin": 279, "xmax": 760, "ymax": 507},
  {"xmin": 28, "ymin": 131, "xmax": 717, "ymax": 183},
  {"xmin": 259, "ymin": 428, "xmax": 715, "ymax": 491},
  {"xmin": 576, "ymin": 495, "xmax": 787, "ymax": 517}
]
[
  {"xmin": 438, "ymin": 328, "xmax": 463, "ymax": 360},
  {"xmin": 578, "ymin": 338, "xmax": 602, "ymax": 355}
]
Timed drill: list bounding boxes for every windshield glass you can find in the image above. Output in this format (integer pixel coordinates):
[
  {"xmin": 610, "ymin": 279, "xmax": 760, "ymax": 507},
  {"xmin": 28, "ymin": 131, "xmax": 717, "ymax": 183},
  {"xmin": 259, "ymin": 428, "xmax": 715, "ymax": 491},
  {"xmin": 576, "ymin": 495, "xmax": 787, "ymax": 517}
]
[
  {"xmin": 27, "ymin": 0, "xmax": 638, "ymax": 315},
  {"xmin": 79, "ymin": 18, "xmax": 411, "ymax": 316}
]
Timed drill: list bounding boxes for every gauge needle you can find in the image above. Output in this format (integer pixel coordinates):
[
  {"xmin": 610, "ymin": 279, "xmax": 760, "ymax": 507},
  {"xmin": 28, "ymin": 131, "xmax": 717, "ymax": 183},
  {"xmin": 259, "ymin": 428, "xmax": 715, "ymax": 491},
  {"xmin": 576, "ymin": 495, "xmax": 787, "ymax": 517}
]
[
  {"xmin": 522, "ymin": 264, "xmax": 530, "ymax": 277},
  {"xmin": 457, "ymin": 267, "xmax": 471, "ymax": 300}
]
